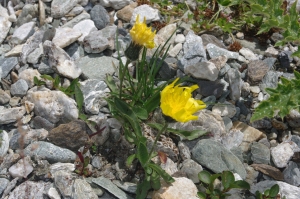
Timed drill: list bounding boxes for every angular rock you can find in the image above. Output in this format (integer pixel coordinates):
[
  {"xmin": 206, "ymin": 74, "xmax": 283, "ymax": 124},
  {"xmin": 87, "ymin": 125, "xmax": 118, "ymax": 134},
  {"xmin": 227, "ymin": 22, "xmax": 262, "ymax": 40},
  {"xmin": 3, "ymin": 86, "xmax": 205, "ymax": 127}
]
[
  {"xmin": 251, "ymin": 142, "xmax": 270, "ymax": 164},
  {"xmin": 51, "ymin": 0, "xmax": 78, "ymax": 18},
  {"xmin": 192, "ymin": 139, "xmax": 247, "ymax": 179},
  {"xmin": 247, "ymin": 60, "xmax": 269, "ymax": 85},
  {"xmin": 201, "ymin": 34, "xmax": 227, "ymax": 49},
  {"xmin": 239, "ymin": 47, "xmax": 258, "ymax": 60},
  {"xmin": 53, "ymin": 170, "xmax": 75, "ymax": 198},
  {"xmin": 10, "ymin": 79, "xmax": 28, "ymax": 97},
  {"xmin": 195, "ymin": 79, "xmax": 224, "ymax": 98},
  {"xmin": 0, "ymin": 106, "xmax": 26, "ymax": 125},
  {"xmin": 26, "ymin": 89, "xmax": 78, "ymax": 124},
  {"xmin": 207, "ymin": 43, "xmax": 239, "ymax": 59},
  {"xmin": 73, "ymin": 19, "xmax": 98, "ymax": 42},
  {"xmin": 0, "ymin": 90, "xmax": 10, "ymax": 105},
  {"xmin": 0, "ymin": 57, "xmax": 18, "ymax": 78},
  {"xmin": 221, "ymin": 129, "xmax": 244, "ymax": 150},
  {"xmin": 180, "ymin": 159, "xmax": 203, "ymax": 183},
  {"xmin": 271, "ymin": 142, "xmax": 294, "ymax": 168},
  {"xmin": 0, "ymin": 5, "xmax": 12, "ymax": 45},
  {"xmin": 0, "ymin": 130, "xmax": 9, "ymax": 157},
  {"xmin": 24, "ymin": 141, "xmax": 76, "ymax": 163},
  {"xmin": 20, "ymin": 30, "xmax": 44, "ymax": 64},
  {"xmin": 83, "ymin": 31, "xmax": 109, "ymax": 53},
  {"xmin": 10, "ymin": 21, "xmax": 35, "ymax": 45},
  {"xmin": 0, "ymin": 178, "xmax": 9, "ymax": 195},
  {"xmin": 8, "ymin": 156, "xmax": 33, "ymax": 178},
  {"xmin": 52, "ymin": 27, "xmax": 82, "ymax": 48},
  {"xmin": 73, "ymin": 179, "xmax": 98, "ymax": 199},
  {"xmin": 62, "ymin": 12, "xmax": 91, "ymax": 28},
  {"xmin": 251, "ymin": 164, "xmax": 284, "ymax": 181},
  {"xmin": 212, "ymin": 102, "xmax": 236, "ymax": 118},
  {"xmin": 90, "ymin": 5, "xmax": 110, "ymax": 30},
  {"xmin": 152, "ymin": 177, "xmax": 198, "ymax": 199},
  {"xmin": 283, "ymin": 161, "xmax": 300, "ymax": 186},
  {"xmin": 287, "ymin": 110, "xmax": 300, "ymax": 128},
  {"xmin": 184, "ymin": 61, "xmax": 218, "ymax": 81},
  {"xmin": 48, "ymin": 120, "xmax": 89, "ymax": 151},
  {"xmin": 43, "ymin": 41, "xmax": 82, "ymax": 79},
  {"xmin": 232, "ymin": 121, "xmax": 266, "ymax": 152},
  {"xmin": 116, "ymin": 2, "xmax": 137, "ymax": 22},
  {"xmin": 8, "ymin": 181, "xmax": 51, "ymax": 199},
  {"xmin": 227, "ymin": 68, "xmax": 241, "ymax": 101},
  {"xmin": 130, "ymin": 4, "xmax": 160, "ymax": 24}
]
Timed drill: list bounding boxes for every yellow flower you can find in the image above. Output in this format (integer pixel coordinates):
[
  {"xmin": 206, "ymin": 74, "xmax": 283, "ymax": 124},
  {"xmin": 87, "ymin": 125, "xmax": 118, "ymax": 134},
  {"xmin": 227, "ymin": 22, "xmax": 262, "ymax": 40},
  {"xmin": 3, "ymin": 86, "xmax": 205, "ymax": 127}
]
[
  {"xmin": 130, "ymin": 14, "xmax": 156, "ymax": 49},
  {"xmin": 160, "ymin": 78, "xmax": 206, "ymax": 123}
]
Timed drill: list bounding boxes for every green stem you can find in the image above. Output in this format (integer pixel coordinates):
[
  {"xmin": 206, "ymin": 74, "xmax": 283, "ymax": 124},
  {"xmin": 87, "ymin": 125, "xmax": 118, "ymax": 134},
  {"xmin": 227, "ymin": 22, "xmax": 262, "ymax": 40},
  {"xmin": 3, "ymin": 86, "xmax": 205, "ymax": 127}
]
[{"xmin": 119, "ymin": 59, "xmax": 131, "ymax": 99}]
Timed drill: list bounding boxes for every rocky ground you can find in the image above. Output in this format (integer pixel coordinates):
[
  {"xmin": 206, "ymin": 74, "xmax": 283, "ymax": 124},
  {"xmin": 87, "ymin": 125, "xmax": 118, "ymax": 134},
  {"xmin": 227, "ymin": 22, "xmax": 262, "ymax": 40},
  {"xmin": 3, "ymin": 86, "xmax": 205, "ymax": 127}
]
[{"xmin": 1, "ymin": 0, "xmax": 300, "ymax": 199}]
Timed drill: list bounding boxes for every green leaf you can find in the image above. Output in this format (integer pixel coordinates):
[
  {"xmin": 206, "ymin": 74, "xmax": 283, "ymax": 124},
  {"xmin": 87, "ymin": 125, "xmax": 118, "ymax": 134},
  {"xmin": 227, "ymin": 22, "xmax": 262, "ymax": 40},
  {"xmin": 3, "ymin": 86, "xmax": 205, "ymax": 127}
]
[
  {"xmin": 40, "ymin": 74, "xmax": 54, "ymax": 81},
  {"xmin": 198, "ymin": 170, "xmax": 212, "ymax": 184},
  {"xmin": 132, "ymin": 106, "xmax": 148, "ymax": 120},
  {"xmin": 148, "ymin": 123, "xmax": 207, "ymax": 140},
  {"xmin": 79, "ymin": 113, "xmax": 87, "ymax": 121},
  {"xmin": 74, "ymin": 82, "xmax": 84, "ymax": 113},
  {"xmin": 256, "ymin": 190, "xmax": 263, "ymax": 199},
  {"xmin": 229, "ymin": 180, "xmax": 250, "ymax": 189},
  {"xmin": 136, "ymin": 177, "xmax": 151, "ymax": 199},
  {"xmin": 137, "ymin": 142, "xmax": 149, "ymax": 166},
  {"xmin": 264, "ymin": 189, "xmax": 270, "ymax": 196},
  {"xmin": 292, "ymin": 48, "xmax": 300, "ymax": 58},
  {"xmin": 150, "ymin": 171, "xmax": 161, "ymax": 190},
  {"xmin": 143, "ymin": 89, "xmax": 162, "ymax": 114},
  {"xmin": 269, "ymin": 184, "xmax": 280, "ymax": 197},
  {"xmin": 222, "ymin": 171, "xmax": 235, "ymax": 190},
  {"xmin": 83, "ymin": 157, "xmax": 90, "ymax": 168},
  {"xmin": 149, "ymin": 163, "xmax": 175, "ymax": 183},
  {"xmin": 126, "ymin": 154, "xmax": 136, "ymax": 167},
  {"xmin": 105, "ymin": 74, "xmax": 118, "ymax": 94},
  {"xmin": 197, "ymin": 192, "xmax": 206, "ymax": 199}
]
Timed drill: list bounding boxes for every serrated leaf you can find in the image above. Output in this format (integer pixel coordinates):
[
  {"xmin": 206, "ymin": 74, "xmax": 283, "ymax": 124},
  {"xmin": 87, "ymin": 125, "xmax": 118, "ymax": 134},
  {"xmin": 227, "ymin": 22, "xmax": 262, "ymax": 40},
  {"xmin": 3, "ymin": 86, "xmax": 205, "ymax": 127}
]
[
  {"xmin": 198, "ymin": 170, "xmax": 212, "ymax": 184},
  {"xmin": 269, "ymin": 184, "xmax": 280, "ymax": 197},
  {"xmin": 222, "ymin": 171, "xmax": 235, "ymax": 190}
]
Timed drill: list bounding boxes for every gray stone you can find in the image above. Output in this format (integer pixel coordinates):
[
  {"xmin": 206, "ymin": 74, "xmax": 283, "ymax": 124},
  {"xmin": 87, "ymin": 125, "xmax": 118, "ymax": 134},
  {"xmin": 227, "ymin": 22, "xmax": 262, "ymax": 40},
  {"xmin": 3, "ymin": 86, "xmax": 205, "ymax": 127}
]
[
  {"xmin": 239, "ymin": 47, "xmax": 258, "ymax": 60},
  {"xmin": 221, "ymin": 129, "xmax": 244, "ymax": 150},
  {"xmin": 51, "ymin": 0, "xmax": 78, "ymax": 18},
  {"xmin": 15, "ymin": 4, "xmax": 37, "ymax": 27},
  {"xmin": 112, "ymin": 180, "xmax": 137, "ymax": 194},
  {"xmin": 180, "ymin": 159, "xmax": 203, "ymax": 183},
  {"xmin": 250, "ymin": 180, "xmax": 300, "ymax": 199},
  {"xmin": 178, "ymin": 31, "xmax": 207, "ymax": 70},
  {"xmin": 83, "ymin": 31, "xmax": 109, "ymax": 53},
  {"xmin": 0, "ymin": 130, "xmax": 9, "ymax": 157},
  {"xmin": 287, "ymin": 110, "xmax": 300, "ymax": 128},
  {"xmin": 20, "ymin": 30, "xmax": 45, "ymax": 64},
  {"xmin": 26, "ymin": 89, "xmax": 78, "ymax": 124},
  {"xmin": 62, "ymin": 12, "xmax": 91, "ymax": 28},
  {"xmin": 192, "ymin": 139, "xmax": 247, "ymax": 179},
  {"xmin": 178, "ymin": 141, "xmax": 191, "ymax": 160},
  {"xmin": 0, "ymin": 178, "xmax": 9, "ymax": 195},
  {"xmin": 53, "ymin": 170, "xmax": 75, "ymax": 198},
  {"xmin": 92, "ymin": 177, "xmax": 133, "ymax": 199},
  {"xmin": 75, "ymin": 55, "xmax": 119, "ymax": 81},
  {"xmin": 27, "ymin": 43, "xmax": 43, "ymax": 64},
  {"xmin": 212, "ymin": 102, "xmax": 237, "ymax": 118},
  {"xmin": 247, "ymin": 60, "xmax": 269, "ymax": 85},
  {"xmin": 201, "ymin": 34, "xmax": 226, "ymax": 49},
  {"xmin": 195, "ymin": 79, "xmax": 224, "ymax": 98},
  {"xmin": 90, "ymin": 5, "xmax": 110, "ymax": 30},
  {"xmin": 207, "ymin": 43, "xmax": 239, "ymax": 59},
  {"xmin": 0, "ymin": 106, "xmax": 26, "ymax": 125},
  {"xmin": 49, "ymin": 162, "xmax": 75, "ymax": 176},
  {"xmin": 251, "ymin": 142, "xmax": 270, "ymax": 164},
  {"xmin": 24, "ymin": 141, "xmax": 76, "ymax": 163},
  {"xmin": 52, "ymin": 27, "xmax": 82, "ymax": 48},
  {"xmin": 130, "ymin": 4, "xmax": 160, "ymax": 24},
  {"xmin": 0, "ymin": 5, "xmax": 12, "ymax": 45},
  {"xmin": 65, "ymin": 42, "xmax": 85, "ymax": 61},
  {"xmin": 184, "ymin": 61, "xmax": 218, "ymax": 81},
  {"xmin": 227, "ymin": 68, "xmax": 241, "ymax": 101},
  {"xmin": 283, "ymin": 161, "xmax": 300, "ymax": 186},
  {"xmin": 8, "ymin": 181, "xmax": 51, "ymax": 199},
  {"xmin": 10, "ymin": 21, "xmax": 35, "ymax": 45},
  {"xmin": 18, "ymin": 68, "xmax": 41, "ymax": 88},
  {"xmin": 99, "ymin": 0, "xmax": 131, "ymax": 10},
  {"xmin": 0, "ymin": 57, "xmax": 18, "ymax": 78},
  {"xmin": 222, "ymin": 116, "xmax": 233, "ymax": 132},
  {"xmin": 10, "ymin": 79, "xmax": 28, "ymax": 97},
  {"xmin": 43, "ymin": 41, "xmax": 82, "ymax": 79}
]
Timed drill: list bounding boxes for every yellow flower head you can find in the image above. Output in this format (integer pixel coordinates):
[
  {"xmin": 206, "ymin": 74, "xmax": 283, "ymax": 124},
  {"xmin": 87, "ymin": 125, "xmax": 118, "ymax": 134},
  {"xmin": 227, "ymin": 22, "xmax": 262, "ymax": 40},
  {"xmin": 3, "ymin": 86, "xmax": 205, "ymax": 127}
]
[
  {"xmin": 130, "ymin": 14, "xmax": 156, "ymax": 49},
  {"xmin": 160, "ymin": 78, "xmax": 206, "ymax": 123}
]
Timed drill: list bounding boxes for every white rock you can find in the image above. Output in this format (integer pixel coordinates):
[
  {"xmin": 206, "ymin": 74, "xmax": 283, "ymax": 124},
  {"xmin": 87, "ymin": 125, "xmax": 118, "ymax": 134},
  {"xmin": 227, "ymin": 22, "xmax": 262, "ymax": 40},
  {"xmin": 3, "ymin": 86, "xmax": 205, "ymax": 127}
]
[
  {"xmin": 249, "ymin": 86, "xmax": 260, "ymax": 94},
  {"xmin": 184, "ymin": 61, "xmax": 219, "ymax": 81},
  {"xmin": 73, "ymin": 19, "xmax": 97, "ymax": 42},
  {"xmin": 51, "ymin": 0, "xmax": 78, "ymax": 18},
  {"xmin": 239, "ymin": 47, "xmax": 258, "ymax": 61},
  {"xmin": 130, "ymin": 4, "xmax": 160, "ymax": 25},
  {"xmin": 0, "ymin": 130, "xmax": 9, "ymax": 157},
  {"xmin": 48, "ymin": 187, "xmax": 61, "ymax": 199},
  {"xmin": 0, "ymin": 106, "xmax": 26, "ymax": 125},
  {"xmin": 212, "ymin": 102, "xmax": 237, "ymax": 118},
  {"xmin": 10, "ymin": 22, "xmax": 35, "ymax": 45},
  {"xmin": 43, "ymin": 41, "xmax": 82, "ymax": 79},
  {"xmin": 174, "ymin": 34, "xmax": 185, "ymax": 44},
  {"xmin": 271, "ymin": 142, "xmax": 294, "ymax": 168},
  {"xmin": 8, "ymin": 181, "xmax": 52, "ymax": 199},
  {"xmin": 250, "ymin": 180, "xmax": 300, "ymax": 199},
  {"xmin": 27, "ymin": 43, "xmax": 44, "ymax": 64},
  {"xmin": 18, "ymin": 68, "xmax": 41, "ymax": 88},
  {"xmin": 160, "ymin": 158, "xmax": 178, "ymax": 176},
  {"xmin": 8, "ymin": 156, "xmax": 33, "ymax": 178},
  {"xmin": 5, "ymin": 44, "xmax": 24, "ymax": 57},
  {"xmin": 53, "ymin": 27, "xmax": 82, "ymax": 48},
  {"xmin": 265, "ymin": 46, "xmax": 279, "ymax": 57},
  {"xmin": 50, "ymin": 162, "xmax": 75, "ymax": 176},
  {"xmin": 26, "ymin": 89, "xmax": 78, "ymax": 124},
  {"xmin": 168, "ymin": 43, "xmax": 182, "ymax": 57},
  {"xmin": 152, "ymin": 177, "xmax": 198, "ymax": 199},
  {"xmin": 0, "ymin": 5, "xmax": 12, "ymax": 45},
  {"xmin": 99, "ymin": 0, "xmax": 131, "ymax": 10}
]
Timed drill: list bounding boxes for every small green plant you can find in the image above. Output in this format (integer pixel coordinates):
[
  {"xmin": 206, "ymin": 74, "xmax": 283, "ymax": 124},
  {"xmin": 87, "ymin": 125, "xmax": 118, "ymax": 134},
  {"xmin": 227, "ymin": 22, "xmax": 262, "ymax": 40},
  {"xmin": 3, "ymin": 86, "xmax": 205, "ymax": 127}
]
[
  {"xmin": 34, "ymin": 75, "xmax": 86, "ymax": 120},
  {"xmin": 251, "ymin": 70, "xmax": 300, "ymax": 122},
  {"xmin": 255, "ymin": 184, "xmax": 285, "ymax": 199},
  {"xmin": 197, "ymin": 170, "xmax": 250, "ymax": 199}
]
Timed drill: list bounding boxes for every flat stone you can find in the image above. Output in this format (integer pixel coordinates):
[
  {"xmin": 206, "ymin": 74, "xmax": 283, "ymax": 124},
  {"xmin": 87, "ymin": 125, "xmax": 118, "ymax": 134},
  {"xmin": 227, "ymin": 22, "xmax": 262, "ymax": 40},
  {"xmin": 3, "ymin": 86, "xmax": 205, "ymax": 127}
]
[
  {"xmin": 251, "ymin": 163, "xmax": 284, "ymax": 181},
  {"xmin": 251, "ymin": 142, "xmax": 270, "ymax": 164},
  {"xmin": 73, "ymin": 179, "xmax": 98, "ymax": 199},
  {"xmin": 247, "ymin": 60, "xmax": 269, "ymax": 85},
  {"xmin": 180, "ymin": 159, "xmax": 203, "ymax": 183},
  {"xmin": 5, "ymin": 44, "xmax": 23, "ymax": 57},
  {"xmin": 99, "ymin": 0, "xmax": 131, "ymax": 10},
  {"xmin": 191, "ymin": 139, "xmax": 247, "ymax": 179},
  {"xmin": 75, "ymin": 55, "xmax": 118, "ymax": 81},
  {"xmin": 0, "ymin": 90, "xmax": 10, "ymax": 105},
  {"xmin": 195, "ymin": 79, "xmax": 224, "ymax": 98},
  {"xmin": 207, "ymin": 43, "xmax": 239, "ymax": 59},
  {"xmin": 48, "ymin": 120, "xmax": 89, "ymax": 151},
  {"xmin": 221, "ymin": 129, "xmax": 244, "ymax": 150},
  {"xmin": 62, "ymin": 12, "xmax": 91, "ymax": 28},
  {"xmin": 10, "ymin": 21, "xmax": 35, "ymax": 45},
  {"xmin": 227, "ymin": 68, "xmax": 241, "ymax": 101},
  {"xmin": 8, "ymin": 181, "xmax": 51, "ymax": 199},
  {"xmin": 92, "ymin": 177, "xmax": 133, "ymax": 199},
  {"xmin": 8, "ymin": 156, "xmax": 33, "ymax": 178},
  {"xmin": 239, "ymin": 47, "xmax": 258, "ymax": 60},
  {"xmin": 20, "ymin": 30, "xmax": 44, "ymax": 64},
  {"xmin": 0, "ymin": 57, "xmax": 18, "ymax": 78},
  {"xmin": 201, "ymin": 34, "xmax": 226, "ymax": 49},
  {"xmin": 212, "ymin": 102, "xmax": 236, "ymax": 118},
  {"xmin": 283, "ymin": 161, "xmax": 300, "ymax": 186},
  {"xmin": 24, "ymin": 141, "xmax": 76, "ymax": 163},
  {"xmin": 73, "ymin": 19, "xmax": 98, "ymax": 43},
  {"xmin": 83, "ymin": 31, "xmax": 109, "ymax": 53},
  {"xmin": 0, "ymin": 178, "xmax": 9, "ymax": 195},
  {"xmin": 184, "ymin": 61, "xmax": 218, "ymax": 81},
  {"xmin": 112, "ymin": 180, "xmax": 137, "ymax": 194},
  {"xmin": 53, "ymin": 170, "xmax": 75, "ymax": 198},
  {"xmin": 116, "ymin": 2, "xmax": 137, "ymax": 22},
  {"xmin": 0, "ymin": 106, "xmax": 26, "ymax": 125},
  {"xmin": 52, "ymin": 27, "xmax": 82, "ymax": 48}
]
